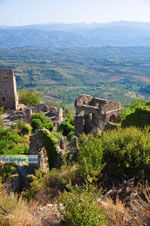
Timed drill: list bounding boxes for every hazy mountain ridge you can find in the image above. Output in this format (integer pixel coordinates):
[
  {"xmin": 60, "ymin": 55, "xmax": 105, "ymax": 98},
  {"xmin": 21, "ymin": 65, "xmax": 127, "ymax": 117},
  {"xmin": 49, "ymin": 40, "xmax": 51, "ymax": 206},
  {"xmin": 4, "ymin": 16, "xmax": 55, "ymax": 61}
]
[{"xmin": 1, "ymin": 21, "xmax": 150, "ymax": 48}]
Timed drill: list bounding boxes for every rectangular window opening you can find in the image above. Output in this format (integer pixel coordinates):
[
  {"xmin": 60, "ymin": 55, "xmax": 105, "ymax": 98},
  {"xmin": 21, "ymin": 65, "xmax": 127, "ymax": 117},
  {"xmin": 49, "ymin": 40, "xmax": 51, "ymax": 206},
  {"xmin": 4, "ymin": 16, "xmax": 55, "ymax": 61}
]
[{"xmin": 2, "ymin": 97, "xmax": 5, "ymax": 102}]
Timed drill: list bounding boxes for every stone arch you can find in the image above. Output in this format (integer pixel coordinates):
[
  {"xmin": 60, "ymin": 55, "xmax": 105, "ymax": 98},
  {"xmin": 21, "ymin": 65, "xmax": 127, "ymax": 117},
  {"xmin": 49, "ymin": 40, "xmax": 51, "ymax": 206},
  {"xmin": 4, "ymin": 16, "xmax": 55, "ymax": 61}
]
[{"xmin": 109, "ymin": 115, "xmax": 117, "ymax": 123}]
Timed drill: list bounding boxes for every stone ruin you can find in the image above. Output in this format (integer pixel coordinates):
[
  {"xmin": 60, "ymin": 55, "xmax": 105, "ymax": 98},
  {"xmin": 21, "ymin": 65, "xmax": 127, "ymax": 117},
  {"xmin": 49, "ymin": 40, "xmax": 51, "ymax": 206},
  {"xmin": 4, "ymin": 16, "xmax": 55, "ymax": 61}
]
[
  {"xmin": 29, "ymin": 130, "xmax": 79, "ymax": 171},
  {"xmin": 29, "ymin": 129, "xmax": 68, "ymax": 170},
  {"xmin": 0, "ymin": 69, "xmax": 18, "ymax": 110},
  {"xmin": 75, "ymin": 94, "xmax": 121, "ymax": 135},
  {"xmin": 7, "ymin": 102, "xmax": 63, "ymax": 131},
  {"xmin": 0, "ymin": 68, "xmax": 63, "ymax": 129}
]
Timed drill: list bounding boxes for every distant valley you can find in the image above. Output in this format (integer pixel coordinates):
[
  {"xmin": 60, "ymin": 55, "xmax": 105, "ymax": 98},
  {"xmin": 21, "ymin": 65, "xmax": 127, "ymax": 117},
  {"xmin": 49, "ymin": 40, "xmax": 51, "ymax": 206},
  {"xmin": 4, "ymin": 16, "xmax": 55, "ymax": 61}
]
[
  {"xmin": 0, "ymin": 22, "xmax": 150, "ymax": 107},
  {"xmin": 0, "ymin": 46, "xmax": 150, "ymax": 107}
]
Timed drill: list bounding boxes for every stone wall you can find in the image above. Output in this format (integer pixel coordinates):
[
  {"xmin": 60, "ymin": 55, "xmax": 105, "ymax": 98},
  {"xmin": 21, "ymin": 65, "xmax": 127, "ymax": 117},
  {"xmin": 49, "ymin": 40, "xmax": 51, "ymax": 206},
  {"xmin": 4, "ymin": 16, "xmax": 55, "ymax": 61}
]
[
  {"xmin": 0, "ymin": 69, "xmax": 18, "ymax": 110},
  {"xmin": 29, "ymin": 129, "xmax": 49, "ymax": 170},
  {"xmin": 75, "ymin": 94, "xmax": 121, "ymax": 135},
  {"xmin": 29, "ymin": 129, "xmax": 68, "ymax": 170}
]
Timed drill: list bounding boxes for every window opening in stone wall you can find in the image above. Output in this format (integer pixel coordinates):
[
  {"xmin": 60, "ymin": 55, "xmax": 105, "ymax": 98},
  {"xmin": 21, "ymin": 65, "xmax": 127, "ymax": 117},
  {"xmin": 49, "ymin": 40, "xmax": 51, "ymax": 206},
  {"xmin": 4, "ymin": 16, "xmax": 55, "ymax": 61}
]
[{"xmin": 2, "ymin": 97, "xmax": 5, "ymax": 102}]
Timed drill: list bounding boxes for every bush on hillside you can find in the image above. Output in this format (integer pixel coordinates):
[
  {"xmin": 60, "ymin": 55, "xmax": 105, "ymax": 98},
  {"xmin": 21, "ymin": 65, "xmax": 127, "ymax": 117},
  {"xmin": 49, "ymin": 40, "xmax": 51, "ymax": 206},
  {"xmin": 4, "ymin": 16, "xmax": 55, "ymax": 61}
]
[
  {"xmin": 0, "ymin": 165, "xmax": 16, "ymax": 181},
  {"xmin": 60, "ymin": 121, "xmax": 75, "ymax": 137},
  {"xmin": 0, "ymin": 107, "xmax": 4, "ymax": 126},
  {"xmin": 0, "ymin": 106, "xmax": 4, "ymax": 115},
  {"xmin": 0, "ymin": 127, "xmax": 29, "ymax": 155},
  {"xmin": 102, "ymin": 127, "xmax": 150, "ymax": 182},
  {"xmin": 120, "ymin": 98, "xmax": 146, "ymax": 121},
  {"xmin": 78, "ymin": 134, "xmax": 104, "ymax": 181},
  {"xmin": 57, "ymin": 183, "xmax": 107, "ymax": 226},
  {"xmin": 31, "ymin": 118, "xmax": 42, "ymax": 132},
  {"xmin": 14, "ymin": 120, "xmax": 31, "ymax": 135},
  {"xmin": 31, "ymin": 111, "xmax": 53, "ymax": 132},
  {"xmin": 19, "ymin": 89, "xmax": 41, "ymax": 107},
  {"xmin": 122, "ymin": 107, "xmax": 150, "ymax": 128}
]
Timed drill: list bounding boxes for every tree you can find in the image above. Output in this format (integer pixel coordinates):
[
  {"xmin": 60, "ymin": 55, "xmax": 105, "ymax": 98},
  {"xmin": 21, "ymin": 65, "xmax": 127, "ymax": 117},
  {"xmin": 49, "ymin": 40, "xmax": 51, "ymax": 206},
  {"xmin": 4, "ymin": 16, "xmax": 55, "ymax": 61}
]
[{"xmin": 19, "ymin": 90, "xmax": 41, "ymax": 107}]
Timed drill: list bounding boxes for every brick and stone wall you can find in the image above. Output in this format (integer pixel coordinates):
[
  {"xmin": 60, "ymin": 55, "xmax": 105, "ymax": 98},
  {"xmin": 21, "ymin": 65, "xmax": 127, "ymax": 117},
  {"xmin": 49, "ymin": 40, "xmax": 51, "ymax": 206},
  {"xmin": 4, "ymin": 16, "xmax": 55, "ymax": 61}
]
[
  {"xmin": 75, "ymin": 94, "xmax": 121, "ymax": 135},
  {"xmin": 0, "ymin": 69, "xmax": 18, "ymax": 110}
]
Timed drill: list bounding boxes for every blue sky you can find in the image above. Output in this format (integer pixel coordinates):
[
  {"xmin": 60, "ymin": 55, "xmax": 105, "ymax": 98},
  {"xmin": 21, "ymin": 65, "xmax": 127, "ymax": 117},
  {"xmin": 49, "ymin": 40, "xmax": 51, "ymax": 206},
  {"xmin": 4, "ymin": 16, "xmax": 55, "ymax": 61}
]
[{"xmin": 0, "ymin": 0, "xmax": 150, "ymax": 26}]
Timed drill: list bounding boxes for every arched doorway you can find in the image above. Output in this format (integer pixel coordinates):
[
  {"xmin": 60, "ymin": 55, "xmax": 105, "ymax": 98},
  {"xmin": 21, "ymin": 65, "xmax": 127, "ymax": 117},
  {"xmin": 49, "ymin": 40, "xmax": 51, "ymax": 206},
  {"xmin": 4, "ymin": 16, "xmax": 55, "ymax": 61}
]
[{"xmin": 109, "ymin": 115, "xmax": 117, "ymax": 123}]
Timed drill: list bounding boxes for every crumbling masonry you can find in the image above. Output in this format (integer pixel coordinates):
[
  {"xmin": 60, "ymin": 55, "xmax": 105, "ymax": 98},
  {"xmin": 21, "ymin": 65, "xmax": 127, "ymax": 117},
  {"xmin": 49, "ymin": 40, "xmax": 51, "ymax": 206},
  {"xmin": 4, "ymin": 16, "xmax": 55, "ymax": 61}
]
[
  {"xmin": 75, "ymin": 94, "xmax": 121, "ymax": 135},
  {"xmin": 0, "ymin": 69, "xmax": 18, "ymax": 110}
]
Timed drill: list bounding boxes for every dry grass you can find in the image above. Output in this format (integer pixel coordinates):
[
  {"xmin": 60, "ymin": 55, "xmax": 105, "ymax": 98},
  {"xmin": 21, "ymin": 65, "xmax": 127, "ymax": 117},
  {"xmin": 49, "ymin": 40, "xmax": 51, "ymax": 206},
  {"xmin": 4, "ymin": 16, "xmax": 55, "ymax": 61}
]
[
  {"xmin": 4, "ymin": 199, "xmax": 40, "ymax": 226},
  {"xmin": 0, "ymin": 177, "xmax": 40, "ymax": 226},
  {"xmin": 100, "ymin": 183, "xmax": 150, "ymax": 226},
  {"xmin": 1, "ymin": 171, "xmax": 150, "ymax": 226},
  {"xmin": 23, "ymin": 164, "xmax": 80, "ymax": 205},
  {"xmin": 101, "ymin": 197, "xmax": 143, "ymax": 226},
  {"xmin": 130, "ymin": 183, "xmax": 150, "ymax": 225}
]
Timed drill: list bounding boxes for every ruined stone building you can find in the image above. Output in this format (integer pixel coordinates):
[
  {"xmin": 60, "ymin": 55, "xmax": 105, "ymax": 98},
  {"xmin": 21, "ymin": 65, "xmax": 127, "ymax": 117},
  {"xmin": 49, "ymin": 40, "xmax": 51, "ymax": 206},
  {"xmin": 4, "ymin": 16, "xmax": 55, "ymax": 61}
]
[
  {"xmin": 0, "ymin": 69, "xmax": 18, "ymax": 110},
  {"xmin": 75, "ymin": 94, "xmax": 121, "ymax": 135}
]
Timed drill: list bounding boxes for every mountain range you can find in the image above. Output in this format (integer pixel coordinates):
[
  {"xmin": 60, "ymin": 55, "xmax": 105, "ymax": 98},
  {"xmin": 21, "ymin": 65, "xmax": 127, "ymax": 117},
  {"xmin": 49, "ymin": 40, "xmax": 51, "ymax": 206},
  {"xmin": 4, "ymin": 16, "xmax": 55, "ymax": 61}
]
[{"xmin": 0, "ymin": 21, "xmax": 150, "ymax": 48}]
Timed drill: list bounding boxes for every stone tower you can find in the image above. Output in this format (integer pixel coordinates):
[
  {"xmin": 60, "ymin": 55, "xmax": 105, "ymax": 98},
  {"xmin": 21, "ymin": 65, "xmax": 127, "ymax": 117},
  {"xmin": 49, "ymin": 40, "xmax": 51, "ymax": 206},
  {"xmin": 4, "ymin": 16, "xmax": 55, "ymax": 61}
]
[{"xmin": 0, "ymin": 69, "xmax": 18, "ymax": 110}]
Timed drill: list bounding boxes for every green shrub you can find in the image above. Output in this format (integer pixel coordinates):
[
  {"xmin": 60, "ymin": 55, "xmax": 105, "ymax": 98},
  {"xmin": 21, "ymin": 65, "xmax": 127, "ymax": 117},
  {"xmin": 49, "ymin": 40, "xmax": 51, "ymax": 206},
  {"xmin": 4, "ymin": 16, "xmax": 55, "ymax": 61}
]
[
  {"xmin": 102, "ymin": 127, "xmax": 150, "ymax": 182},
  {"xmin": 21, "ymin": 125, "xmax": 31, "ymax": 135},
  {"xmin": 64, "ymin": 109, "xmax": 74, "ymax": 125},
  {"xmin": 67, "ymin": 130, "xmax": 75, "ymax": 141},
  {"xmin": 19, "ymin": 89, "xmax": 41, "ymax": 107},
  {"xmin": 31, "ymin": 111, "xmax": 53, "ymax": 132},
  {"xmin": 0, "ymin": 106, "xmax": 4, "ymax": 115},
  {"xmin": 60, "ymin": 121, "xmax": 75, "ymax": 137},
  {"xmin": 14, "ymin": 120, "xmax": 31, "ymax": 135},
  {"xmin": 45, "ymin": 122, "xmax": 53, "ymax": 131},
  {"xmin": 23, "ymin": 169, "xmax": 47, "ymax": 200},
  {"xmin": 0, "ymin": 107, "xmax": 4, "ymax": 126},
  {"xmin": 53, "ymin": 132, "xmax": 63, "ymax": 139},
  {"xmin": 122, "ymin": 107, "xmax": 150, "ymax": 128},
  {"xmin": 78, "ymin": 134, "xmax": 104, "ymax": 181},
  {"xmin": 31, "ymin": 118, "xmax": 42, "ymax": 132},
  {"xmin": 120, "ymin": 98, "xmax": 146, "ymax": 121},
  {"xmin": 0, "ymin": 127, "xmax": 29, "ymax": 155},
  {"xmin": 57, "ymin": 183, "xmax": 107, "ymax": 226},
  {"xmin": 0, "ymin": 165, "xmax": 16, "ymax": 181},
  {"xmin": 40, "ymin": 130, "xmax": 59, "ymax": 169}
]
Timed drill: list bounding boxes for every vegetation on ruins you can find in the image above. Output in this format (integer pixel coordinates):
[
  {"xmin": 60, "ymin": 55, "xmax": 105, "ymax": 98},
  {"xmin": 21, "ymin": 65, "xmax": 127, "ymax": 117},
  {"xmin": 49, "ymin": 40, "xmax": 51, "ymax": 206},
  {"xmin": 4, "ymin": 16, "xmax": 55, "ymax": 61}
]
[
  {"xmin": 31, "ymin": 111, "xmax": 53, "ymax": 132},
  {"xmin": 13, "ymin": 119, "xmax": 31, "ymax": 135},
  {"xmin": 64, "ymin": 109, "xmax": 74, "ymax": 125},
  {"xmin": 0, "ymin": 92, "xmax": 150, "ymax": 225},
  {"xmin": 31, "ymin": 118, "xmax": 43, "ymax": 132},
  {"xmin": 1, "ymin": 33, "xmax": 150, "ymax": 224},
  {"xmin": 60, "ymin": 121, "xmax": 75, "ymax": 139},
  {"xmin": 19, "ymin": 89, "xmax": 41, "ymax": 107},
  {"xmin": 0, "ymin": 107, "xmax": 4, "ymax": 126},
  {"xmin": 0, "ymin": 107, "xmax": 4, "ymax": 115},
  {"xmin": 40, "ymin": 129, "xmax": 59, "ymax": 169}
]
